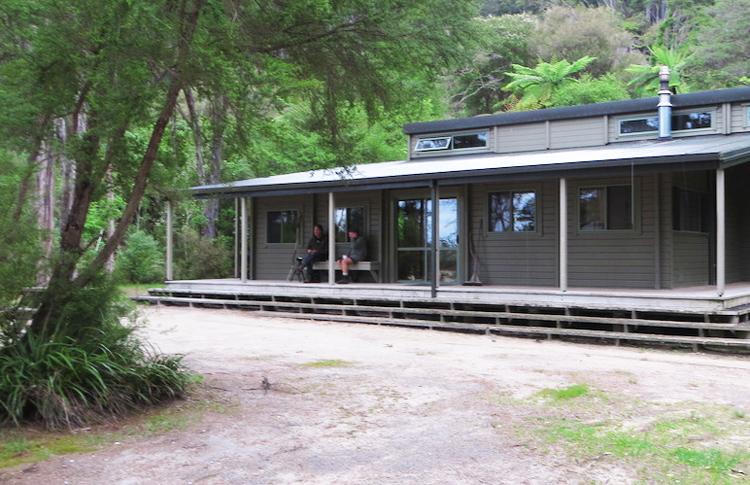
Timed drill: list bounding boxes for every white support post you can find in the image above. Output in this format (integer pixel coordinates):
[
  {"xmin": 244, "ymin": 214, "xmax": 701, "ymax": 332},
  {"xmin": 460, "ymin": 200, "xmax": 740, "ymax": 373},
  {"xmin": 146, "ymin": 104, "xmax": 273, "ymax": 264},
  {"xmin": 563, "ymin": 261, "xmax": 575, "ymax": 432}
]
[
  {"xmin": 328, "ymin": 192, "xmax": 336, "ymax": 285},
  {"xmin": 716, "ymin": 168, "xmax": 725, "ymax": 297},
  {"xmin": 240, "ymin": 197, "xmax": 248, "ymax": 283},
  {"xmin": 233, "ymin": 198, "xmax": 239, "ymax": 278},
  {"xmin": 166, "ymin": 199, "xmax": 174, "ymax": 281},
  {"xmin": 559, "ymin": 177, "xmax": 568, "ymax": 292},
  {"xmin": 431, "ymin": 181, "xmax": 439, "ymax": 298}
]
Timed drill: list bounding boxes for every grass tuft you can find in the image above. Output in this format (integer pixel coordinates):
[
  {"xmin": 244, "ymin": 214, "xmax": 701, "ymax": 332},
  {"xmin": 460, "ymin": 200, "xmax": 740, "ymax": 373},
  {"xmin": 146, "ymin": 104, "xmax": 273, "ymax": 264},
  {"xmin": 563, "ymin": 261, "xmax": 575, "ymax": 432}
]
[
  {"xmin": 303, "ymin": 359, "xmax": 352, "ymax": 368},
  {"xmin": 537, "ymin": 383, "xmax": 590, "ymax": 401},
  {"xmin": 672, "ymin": 447, "xmax": 744, "ymax": 473}
]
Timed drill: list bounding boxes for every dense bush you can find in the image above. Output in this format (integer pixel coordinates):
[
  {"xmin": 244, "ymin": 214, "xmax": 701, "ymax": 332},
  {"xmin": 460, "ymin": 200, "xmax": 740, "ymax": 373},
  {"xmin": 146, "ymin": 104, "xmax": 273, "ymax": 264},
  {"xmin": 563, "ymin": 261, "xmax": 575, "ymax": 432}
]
[
  {"xmin": 549, "ymin": 74, "xmax": 631, "ymax": 107},
  {"xmin": 174, "ymin": 228, "xmax": 233, "ymax": 280},
  {"xmin": 0, "ymin": 282, "xmax": 192, "ymax": 429},
  {"xmin": 0, "ymin": 151, "xmax": 41, "ymax": 310},
  {"xmin": 116, "ymin": 229, "xmax": 164, "ymax": 283}
]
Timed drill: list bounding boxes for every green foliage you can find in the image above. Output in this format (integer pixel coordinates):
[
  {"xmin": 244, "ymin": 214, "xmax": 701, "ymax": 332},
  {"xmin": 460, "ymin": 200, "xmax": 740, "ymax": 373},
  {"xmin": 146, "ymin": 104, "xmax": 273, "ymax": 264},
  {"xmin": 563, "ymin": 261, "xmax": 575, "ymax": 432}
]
[
  {"xmin": 626, "ymin": 45, "xmax": 692, "ymax": 95},
  {"xmin": 116, "ymin": 230, "xmax": 164, "ymax": 284},
  {"xmin": 0, "ymin": 289, "xmax": 191, "ymax": 429},
  {"xmin": 688, "ymin": 0, "xmax": 750, "ymax": 89},
  {"xmin": 549, "ymin": 74, "xmax": 631, "ymax": 107},
  {"xmin": 533, "ymin": 6, "xmax": 643, "ymax": 77},
  {"xmin": 0, "ymin": 150, "xmax": 40, "ymax": 310},
  {"xmin": 480, "ymin": 0, "xmax": 549, "ymax": 16},
  {"xmin": 174, "ymin": 228, "xmax": 232, "ymax": 280},
  {"xmin": 449, "ymin": 14, "xmax": 536, "ymax": 116},
  {"xmin": 503, "ymin": 56, "xmax": 597, "ymax": 109}
]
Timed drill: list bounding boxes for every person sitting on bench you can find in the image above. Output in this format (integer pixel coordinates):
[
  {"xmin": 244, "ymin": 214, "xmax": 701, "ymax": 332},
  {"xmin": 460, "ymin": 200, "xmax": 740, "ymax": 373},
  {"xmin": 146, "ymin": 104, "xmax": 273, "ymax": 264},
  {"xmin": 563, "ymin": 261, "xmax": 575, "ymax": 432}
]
[
  {"xmin": 301, "ymin": 224, "xmax": 328, "ymax": 283},
  {"xmin": 336, "ymin": 228, "xmax": 367, "ymax": 284}
]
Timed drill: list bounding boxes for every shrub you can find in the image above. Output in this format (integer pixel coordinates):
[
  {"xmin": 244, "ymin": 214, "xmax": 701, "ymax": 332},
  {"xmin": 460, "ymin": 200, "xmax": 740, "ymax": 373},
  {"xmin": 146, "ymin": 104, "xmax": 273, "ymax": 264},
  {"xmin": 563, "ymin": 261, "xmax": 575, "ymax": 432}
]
[
  {"xmin": 0, "ymin": 280, "xmax": 192, "ymax": 429},
  {"xmin": 116, "ymin": 230, "xmax": 164, "ymax": 283},
  {"xmin": 174, "ymin": 228, "xmax": 232, "ymax": 280},
  {"xmin": 549, "ymin": 74, "xmax": 630, "ymax": 107}
]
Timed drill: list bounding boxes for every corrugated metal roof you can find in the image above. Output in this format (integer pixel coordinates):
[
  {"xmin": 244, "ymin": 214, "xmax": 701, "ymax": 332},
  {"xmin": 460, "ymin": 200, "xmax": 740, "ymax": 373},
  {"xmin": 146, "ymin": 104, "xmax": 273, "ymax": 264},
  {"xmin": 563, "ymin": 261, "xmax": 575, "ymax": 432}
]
[
  {"xmin": 403, "ymin": 86, "xmax": 750, "ymax": 135},
  {"xmin": 190, "ymin": 133, "xmax": 750, "ymax": 196}
]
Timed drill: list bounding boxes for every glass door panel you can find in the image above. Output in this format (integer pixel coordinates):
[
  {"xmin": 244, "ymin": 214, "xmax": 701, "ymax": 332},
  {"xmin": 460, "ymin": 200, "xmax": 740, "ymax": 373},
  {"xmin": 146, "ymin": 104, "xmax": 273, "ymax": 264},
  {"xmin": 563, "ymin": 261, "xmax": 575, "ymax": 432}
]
[
  {"xmin": 438, "ymin": 198, "xmax": 458, "ymax": 283},
  {"xmin": 395, "ymin": 196, "xmax": 458, "ymax": 283}
]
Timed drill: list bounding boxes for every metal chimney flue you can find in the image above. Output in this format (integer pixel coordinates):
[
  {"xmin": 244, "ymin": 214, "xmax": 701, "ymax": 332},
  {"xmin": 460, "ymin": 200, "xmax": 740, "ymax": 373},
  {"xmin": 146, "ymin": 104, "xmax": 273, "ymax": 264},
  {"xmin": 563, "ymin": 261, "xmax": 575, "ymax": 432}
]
[{"xmin": 657, "ymin": 66, "xmax": 672, "ymax": 140}]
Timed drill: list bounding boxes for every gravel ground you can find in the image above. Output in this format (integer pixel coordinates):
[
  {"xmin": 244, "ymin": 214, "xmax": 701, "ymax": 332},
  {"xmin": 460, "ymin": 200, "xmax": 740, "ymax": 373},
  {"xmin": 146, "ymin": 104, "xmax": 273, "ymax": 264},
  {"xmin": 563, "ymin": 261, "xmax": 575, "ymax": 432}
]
[{"xmin": 3, "ymin": 306, "xmax": 750, "ymax": 484}]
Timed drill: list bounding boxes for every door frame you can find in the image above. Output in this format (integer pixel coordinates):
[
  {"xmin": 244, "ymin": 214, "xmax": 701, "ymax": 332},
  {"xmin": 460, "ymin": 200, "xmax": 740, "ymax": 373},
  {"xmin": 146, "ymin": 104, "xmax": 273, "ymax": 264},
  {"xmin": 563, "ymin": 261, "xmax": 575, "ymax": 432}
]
[{"xmin": 389, "ymin": 186, "xmax": 466, "ymax": 285}]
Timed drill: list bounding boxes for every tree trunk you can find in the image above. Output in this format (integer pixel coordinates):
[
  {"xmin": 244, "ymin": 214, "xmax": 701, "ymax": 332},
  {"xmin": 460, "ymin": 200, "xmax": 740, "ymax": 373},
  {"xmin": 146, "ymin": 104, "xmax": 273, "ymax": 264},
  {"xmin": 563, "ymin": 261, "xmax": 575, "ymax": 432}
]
[
  {"xmin": 183, "ymin": 87, "xmax": 206, "ymax": 183},
  {"xmin": 202, "ymin": 95, "xmax": 227, "ymax": 239},
  {"xmin": 28, "ymin": 0, "xmax": 204, "ymax": 340},
  {"xmin": 59, "ymin": 116, "xmax": 78, "ymax": 225},
  {"xmin": 104, "ymin": 167, "xmax": 116, "ymax": 273},
  {"xmin": 30, "ymin": 136, "xmax": 99, "ymax": 339},
  {"xmin": 35, "ymin": 140, "xmax": 55, "ymax": 284}
]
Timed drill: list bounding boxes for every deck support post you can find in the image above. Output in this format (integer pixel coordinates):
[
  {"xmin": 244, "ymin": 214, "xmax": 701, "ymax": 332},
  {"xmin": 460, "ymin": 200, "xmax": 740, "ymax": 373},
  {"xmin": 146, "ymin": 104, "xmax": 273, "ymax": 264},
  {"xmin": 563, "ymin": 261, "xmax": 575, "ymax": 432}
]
[
  {"xmin": 234, "ymin": 198, "xmax": 239, "ymax": 278},
  {"xmin": 716, "ymin": 168, "xmax": 726, "ymax": 297},
  {"xmin": 431, "ymin": 180, "xmax": 439, "ymax": 298},
  {"xmin": 328, "ymin": 192, "xmax": 336, "ymax": 285},
  {"xmin": 559, "ymin": 177, "xmax": 568, "ymax": 292},
  {"xmin": 166, "ymin": 199, "xmax": 174, "ymax": 281},
  {"xmin": 240, "ymin": 197, "xmax": 248, "ymax": 283}
]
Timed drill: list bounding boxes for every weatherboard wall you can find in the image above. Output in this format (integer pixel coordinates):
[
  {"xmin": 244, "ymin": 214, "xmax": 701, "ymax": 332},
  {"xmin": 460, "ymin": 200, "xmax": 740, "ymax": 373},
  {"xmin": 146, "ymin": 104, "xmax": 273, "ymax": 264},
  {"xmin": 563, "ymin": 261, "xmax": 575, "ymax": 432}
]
[
  {"xmin": 566, "ymin": 175, "xmax": 658, "ymax": 289},
  {"xmin": 470, "ymin": 180, "xmax": 559, "ymax": 286}
]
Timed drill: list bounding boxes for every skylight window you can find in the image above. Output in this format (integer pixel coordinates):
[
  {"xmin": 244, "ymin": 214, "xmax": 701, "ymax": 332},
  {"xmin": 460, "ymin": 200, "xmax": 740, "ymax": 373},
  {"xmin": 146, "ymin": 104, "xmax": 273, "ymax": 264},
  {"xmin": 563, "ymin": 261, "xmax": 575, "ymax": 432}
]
[
  {"xmin": 414, "ymin": 131, "xmax": 488, "ymax": 153},
  {"xmin": 619, "ymin": 111, "xmax": 713, "ymax": 135},
  {"xmin": 415, "ymin": 136, "xmax": 451, "ymax": 151}
]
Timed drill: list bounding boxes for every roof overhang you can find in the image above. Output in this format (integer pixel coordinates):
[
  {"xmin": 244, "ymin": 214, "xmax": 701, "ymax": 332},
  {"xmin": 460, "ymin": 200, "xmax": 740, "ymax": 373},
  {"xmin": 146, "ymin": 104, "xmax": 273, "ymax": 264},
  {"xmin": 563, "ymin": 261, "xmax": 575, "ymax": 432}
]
[{"xmin": 190, "ymin": 133, "xmax": 750, "ymax": 199}]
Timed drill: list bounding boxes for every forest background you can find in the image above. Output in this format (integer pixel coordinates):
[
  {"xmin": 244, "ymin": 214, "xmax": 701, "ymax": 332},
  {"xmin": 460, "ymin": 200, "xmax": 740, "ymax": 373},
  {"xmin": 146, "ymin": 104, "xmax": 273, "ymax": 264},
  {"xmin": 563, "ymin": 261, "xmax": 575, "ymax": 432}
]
[
  {"xmin": 0, "ymin": 0, "xmax": 748, "ymax": 428},
  {"xmin": 6, "ymin": 0, "xmax": 749, "ymax": 285}
]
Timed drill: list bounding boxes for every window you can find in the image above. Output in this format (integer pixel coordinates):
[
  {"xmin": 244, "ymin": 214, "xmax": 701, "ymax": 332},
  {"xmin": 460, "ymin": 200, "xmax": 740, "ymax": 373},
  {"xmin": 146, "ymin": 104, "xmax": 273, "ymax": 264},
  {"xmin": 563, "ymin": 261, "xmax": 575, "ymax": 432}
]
[
  {"xmin": 619, "ymin": 111, "xmax": 713, "ymax": 135},
  {"xmin": 453, "ymin": 132, "xmax": 488, "ymax": 150},
  {"xmin": 579, "ymin": 185, "xmax": 632, "ymax": 231},
  {"xmin": 673, "ymin": 187, "xmax": 709, "ymax": 232},
  {"xmin": 488, "ymin": 191, "xmax": 536, "ymax": 232},
  {"xmin": 266, "ymin": 210, "xmax": 298, "ymax": 243},
  {"xmin": 335, "ymin": 207, "xmax": 365, "ymax": 242},
  {"xmin": 415, "ymin": 136, "xmax": 451, "ymax": 152},
  {"xmin": 415, "ymin": 131, "xmax": 488, "ymax": 153}
]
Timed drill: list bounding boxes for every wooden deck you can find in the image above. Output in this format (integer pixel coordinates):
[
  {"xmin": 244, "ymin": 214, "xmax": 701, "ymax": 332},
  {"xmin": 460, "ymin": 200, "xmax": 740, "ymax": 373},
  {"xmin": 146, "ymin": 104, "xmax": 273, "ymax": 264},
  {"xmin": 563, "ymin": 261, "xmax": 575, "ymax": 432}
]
[
  {"xmin": 136, "ymin": 279, "xmax": 750, "ymax": 351},
  {"xmin": 161, "ymin": 279, "xmax": 750, "ymax": 314}
]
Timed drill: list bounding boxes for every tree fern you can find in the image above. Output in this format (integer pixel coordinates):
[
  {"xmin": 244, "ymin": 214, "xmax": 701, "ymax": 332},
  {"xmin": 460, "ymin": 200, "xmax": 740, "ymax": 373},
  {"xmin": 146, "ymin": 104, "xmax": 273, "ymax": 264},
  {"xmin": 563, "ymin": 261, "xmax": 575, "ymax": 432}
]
[
  {"xmin": 503, "ymin": 56, "xmax": 596, "ymax": 109},
  {"xmin": 626, "ymin": 45, "xmax": 692, "ymax": 96}
]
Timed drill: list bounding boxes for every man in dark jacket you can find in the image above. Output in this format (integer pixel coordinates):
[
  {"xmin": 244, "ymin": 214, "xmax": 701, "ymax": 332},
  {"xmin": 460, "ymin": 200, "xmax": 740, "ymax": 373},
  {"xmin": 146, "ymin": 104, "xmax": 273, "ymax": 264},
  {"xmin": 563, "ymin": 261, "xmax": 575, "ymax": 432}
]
[
  {"xmin": 336, "ymin": 228, "xmax": 367, "ymax": 284},
  {"xmin": 301, "ymin": 224, "xmax": 328, "ymax": 283}
]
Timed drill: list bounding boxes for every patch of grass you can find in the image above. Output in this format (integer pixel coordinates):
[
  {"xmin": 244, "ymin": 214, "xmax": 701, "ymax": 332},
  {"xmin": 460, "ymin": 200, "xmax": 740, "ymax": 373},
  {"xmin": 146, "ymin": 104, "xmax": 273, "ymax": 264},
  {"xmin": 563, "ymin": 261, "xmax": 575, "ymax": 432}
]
[
  {"xmin": 672, "ymin": 447, "xmax": 744, "ymax": 474},
  {"xmin": 543, "ymin": 418, "xmax": 750, "ymax": 483},
  {"xmin": 144, "ymin": 413, "xmax": 189, "ymax": 434},
  {"xmin": 733, "ymin": 409, "xmax": 746, "ymax": 420},
  {"xmin": 651, "ymin": 413, "xmax": 721, "ymax": 439},
  {"xmin": 0, "ymin": 433, "xmax": 99, "ymax": 469},
  {"xmin": 302, "ymin": 359, "xmax": 352, "ymax": 368},
  {"xmin": 0, "ymin": 392, "xmax": 233, "ymax": 470},
  {"xmin": 537, "ymin": 383, "xmax": 590, "ymax": 401}
]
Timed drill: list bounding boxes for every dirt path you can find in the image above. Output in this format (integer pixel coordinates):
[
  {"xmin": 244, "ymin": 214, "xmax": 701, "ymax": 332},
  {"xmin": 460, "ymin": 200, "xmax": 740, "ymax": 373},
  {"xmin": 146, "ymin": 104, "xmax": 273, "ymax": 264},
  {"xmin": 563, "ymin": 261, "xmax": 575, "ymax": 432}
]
[{"xmin": 3, "ymin": 307, "xmax": 750, "ymax": 484}]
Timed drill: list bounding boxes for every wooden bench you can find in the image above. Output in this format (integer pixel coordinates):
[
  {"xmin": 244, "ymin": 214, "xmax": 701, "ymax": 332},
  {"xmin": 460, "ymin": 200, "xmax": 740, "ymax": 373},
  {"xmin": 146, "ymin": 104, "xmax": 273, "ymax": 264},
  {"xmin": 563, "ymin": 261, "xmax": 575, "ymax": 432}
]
[{"xmin": 313, "ymin": 261, "xmax": 380, "ymax": 282}]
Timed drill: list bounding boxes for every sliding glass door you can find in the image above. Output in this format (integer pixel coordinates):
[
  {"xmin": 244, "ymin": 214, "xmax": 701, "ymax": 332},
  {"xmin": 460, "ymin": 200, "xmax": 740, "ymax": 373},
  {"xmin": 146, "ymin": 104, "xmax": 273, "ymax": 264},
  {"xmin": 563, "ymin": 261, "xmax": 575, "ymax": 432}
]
[{"xmin": 395, "ymin": 196, "xmax": 459, "ymax": 283}]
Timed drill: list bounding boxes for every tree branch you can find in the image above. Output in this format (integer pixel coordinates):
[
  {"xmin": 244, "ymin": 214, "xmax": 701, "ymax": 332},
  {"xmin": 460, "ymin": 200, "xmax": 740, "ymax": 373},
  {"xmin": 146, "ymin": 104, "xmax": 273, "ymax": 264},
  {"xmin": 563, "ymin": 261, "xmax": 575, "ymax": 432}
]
[{"xmin": 75, "ymin": 0, "xmax": 204, "ymax": 287}]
